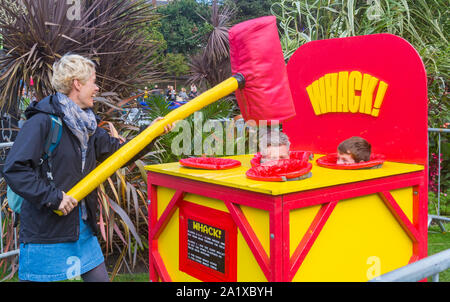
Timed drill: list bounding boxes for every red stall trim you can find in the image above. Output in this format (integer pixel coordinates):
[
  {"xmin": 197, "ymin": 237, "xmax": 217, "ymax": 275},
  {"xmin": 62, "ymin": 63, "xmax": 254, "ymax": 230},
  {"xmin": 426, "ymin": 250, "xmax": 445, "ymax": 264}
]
[
  {"xmin": 414, "ymin": 184, "xmax": 428, "ymax": 260},
  {"xmin": 282, "ymin": 172, "xmax": 426, "ymax": 281},
  {"xmin": 149, "ymin": 184, "xmax": 158, "ymax": 282},
  {"xmin": 150, "ymin": 190, "xmax": 185, "ymax": 240},
  {"xmin": 148, "ymin": 172, "xmax": 276, "ymax": 211},
  {"xmin": 288, "ymin": 201, "xmax": 338, "ymax": 281},
  {"xmin": 148, "ymin": 172, "xmax": 281, "ymax": 281},
  {"xmin": 283, "ymin": 172, "xmax": 424, "ymax": 208},
  {"xmin": 152, "ymin": 250, "xmax": 172, "ymax": 282},
  {"xmin": 379, "ymin": 190, "xmax": 425, "ymax": 268},
  {"xmin": 378, "ymin": 191, "xmax": 422, "ymax": 244},
  {"xmin": 269, "ymin": 196, "xmax": 284, "ymax": 281},
  {"xmin": 224, "ymin": 200, "xmax": 271, "ymax": 280}
]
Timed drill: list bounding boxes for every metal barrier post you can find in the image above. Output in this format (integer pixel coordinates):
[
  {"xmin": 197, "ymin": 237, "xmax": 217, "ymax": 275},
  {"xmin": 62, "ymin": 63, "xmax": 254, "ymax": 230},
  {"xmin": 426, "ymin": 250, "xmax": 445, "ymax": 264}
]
[
  {"xmin": 428, "ymin": 128, "xmax": 449, "ymax": 232},
  {"xmin": 370, "ymin": 248, "xmax": 450, "ymax": 282},
  {"xmin": 0, "ymin": 141, "xmax": 19, "ymax": 268},
  {"xmin": 0, "ymin": 209, "xmax": 3, "ymax": 254}
]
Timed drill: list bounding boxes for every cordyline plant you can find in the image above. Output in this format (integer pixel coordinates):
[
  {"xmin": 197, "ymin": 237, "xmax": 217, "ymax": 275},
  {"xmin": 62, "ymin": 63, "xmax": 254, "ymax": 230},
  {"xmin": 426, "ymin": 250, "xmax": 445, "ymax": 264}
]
[
  {"xmin": 140, "ymin": 94, "xmax": 239, "ymax": 164},
  {"xmin": 96, "ymin": 124, "xmax": 151, "ymax": 279},
  {"xmin": 0, "ymin": 0, "xmax": 162, "ymax": 113},
  {"xmin": 188, "ymin": 0, "xmax": 235, "ymax": 89},
  {"xmin": 0, "ymin": 0, "xmax": 165, "ymax": 280}
]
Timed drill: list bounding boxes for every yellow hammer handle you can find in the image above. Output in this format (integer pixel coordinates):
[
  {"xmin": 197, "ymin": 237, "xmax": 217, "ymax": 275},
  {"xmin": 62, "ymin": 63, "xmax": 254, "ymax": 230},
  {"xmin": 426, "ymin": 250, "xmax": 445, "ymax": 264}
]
[{"xmin": 54, "ymin": 76, "xmax": 240, "ymax": 216}]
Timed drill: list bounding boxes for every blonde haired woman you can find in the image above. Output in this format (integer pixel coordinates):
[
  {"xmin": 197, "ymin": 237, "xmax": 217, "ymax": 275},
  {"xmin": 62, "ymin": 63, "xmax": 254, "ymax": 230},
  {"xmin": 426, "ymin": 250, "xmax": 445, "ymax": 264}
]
[{"xmin": 4, "ymin": 53, "xmax": 172, "ymax": 282}]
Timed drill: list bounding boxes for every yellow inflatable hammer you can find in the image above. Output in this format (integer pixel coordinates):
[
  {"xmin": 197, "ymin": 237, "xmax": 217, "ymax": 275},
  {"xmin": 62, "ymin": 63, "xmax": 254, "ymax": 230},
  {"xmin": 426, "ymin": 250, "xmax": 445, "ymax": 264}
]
[{"xmin": 55, "ymin": 16, "xmax": 296, "ymax": 215}]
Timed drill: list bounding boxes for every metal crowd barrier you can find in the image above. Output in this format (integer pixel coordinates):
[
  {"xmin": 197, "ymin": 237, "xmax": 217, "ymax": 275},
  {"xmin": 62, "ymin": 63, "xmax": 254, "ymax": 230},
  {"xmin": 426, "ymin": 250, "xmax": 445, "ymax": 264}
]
[
  {"xmin": 0, "ymin": 142, "xmax": 19, "ymax": 265},
  {"xmin": 370, "ymin": 248, "xmax": 450, "ymax": 282},
  {"xmin": 427, "ymin": 128, "xmax": 449, "ymax": 232}
]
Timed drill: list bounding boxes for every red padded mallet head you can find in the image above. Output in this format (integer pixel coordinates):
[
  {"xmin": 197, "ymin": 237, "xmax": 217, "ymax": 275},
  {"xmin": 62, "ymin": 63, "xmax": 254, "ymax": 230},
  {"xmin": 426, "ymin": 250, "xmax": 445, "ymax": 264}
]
[{"xmin": 229, "ymin": 16, "xmax": 296, "ymax": 123}]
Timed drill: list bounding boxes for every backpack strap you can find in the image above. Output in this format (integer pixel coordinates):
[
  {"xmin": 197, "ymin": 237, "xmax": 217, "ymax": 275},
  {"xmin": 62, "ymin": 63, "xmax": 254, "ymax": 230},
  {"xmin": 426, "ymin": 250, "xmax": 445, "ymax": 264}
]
[
  {"xmin": 42, "ymin": 114, "xmax": 62, "ymax": 160},
  {"xmin": 40, "ymin": 114, "xmax": 62, "ymax": 180}
]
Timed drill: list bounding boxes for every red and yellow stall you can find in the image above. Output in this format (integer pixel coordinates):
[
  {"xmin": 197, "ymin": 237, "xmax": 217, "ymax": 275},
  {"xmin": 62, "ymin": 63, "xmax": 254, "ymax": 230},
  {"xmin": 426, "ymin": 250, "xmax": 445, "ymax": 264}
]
[{"xmin": 146, "ymin": 33, "xmax": 428, "ymax": 282}]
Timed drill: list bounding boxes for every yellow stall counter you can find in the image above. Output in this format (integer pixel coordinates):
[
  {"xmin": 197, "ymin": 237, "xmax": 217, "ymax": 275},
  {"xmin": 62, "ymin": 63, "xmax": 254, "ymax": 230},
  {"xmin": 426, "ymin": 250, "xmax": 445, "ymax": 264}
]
[
  {"xmin": 145, "ymin": 154, "xmax": 424, "ymax": 195},
  {"xmin": 146, "ymin": 154, "xmax": 427, "ymax": 282}
]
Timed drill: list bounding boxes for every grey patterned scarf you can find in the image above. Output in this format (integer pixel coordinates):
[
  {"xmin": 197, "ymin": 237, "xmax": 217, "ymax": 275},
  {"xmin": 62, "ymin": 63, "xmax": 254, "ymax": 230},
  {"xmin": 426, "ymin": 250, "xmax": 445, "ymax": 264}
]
[{"xmin": 56, "ymin": 92, "xmax": 97, "ymax": 171}]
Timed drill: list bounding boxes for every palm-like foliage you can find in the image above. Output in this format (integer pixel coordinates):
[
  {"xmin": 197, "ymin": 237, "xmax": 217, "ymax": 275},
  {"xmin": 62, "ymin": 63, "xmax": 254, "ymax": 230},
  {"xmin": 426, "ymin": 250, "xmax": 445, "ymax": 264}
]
[
  {"xmin": 203, "ymin": 2, "xmax": 234, "ymax": 70},
  {"xmin": 188, "ymin": 1, "xmax": 235, "ymax": 89},
  {"xmin": 141, "ymin": 95, "xmax": 237, "ymax": 163},
  {"xmin": 0, "ymin": 0, "xmax": 164, "ymax": 280},
  {"xmin": 0, "ymin": 0, "xmax": 162, "ymax": 113}
]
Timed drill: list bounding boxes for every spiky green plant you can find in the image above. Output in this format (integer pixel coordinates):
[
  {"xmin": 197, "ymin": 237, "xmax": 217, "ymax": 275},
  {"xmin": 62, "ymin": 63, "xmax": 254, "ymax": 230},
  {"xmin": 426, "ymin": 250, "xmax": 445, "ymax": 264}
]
[
  {"xmin": 0, "ymin": 0, "xmax": 164, "ymax": 281},
  {"xmin": 141, "ymin": 94, "xmax": 239, "ymax": 164},
  {"xmin": 0, "ymin": 0, "xmax": 162, "ymax": 113},
  {"xmin": 188, "ymin": 0, "xmax": 236, "ymax": 90}
]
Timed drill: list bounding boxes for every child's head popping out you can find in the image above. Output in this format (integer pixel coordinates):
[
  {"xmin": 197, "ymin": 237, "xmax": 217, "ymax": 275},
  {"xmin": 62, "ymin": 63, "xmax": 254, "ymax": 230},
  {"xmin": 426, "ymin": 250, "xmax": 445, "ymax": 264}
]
[
  {"xmin": 337, "ymin": 136, "xmax": 371, "ymax": 164},
  {"xmin": 259, "ymin": 129, "xmax": 290, "ymax": 165}
]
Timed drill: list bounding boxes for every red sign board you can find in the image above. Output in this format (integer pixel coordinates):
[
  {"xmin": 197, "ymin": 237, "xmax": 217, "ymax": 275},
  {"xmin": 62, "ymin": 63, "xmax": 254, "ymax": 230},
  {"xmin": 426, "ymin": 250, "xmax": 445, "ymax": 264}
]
[
  {"xmin": 284, "ymin": 34, "xmax": 428, "ymax": 166},
  {"xmin": 179, "ymin": 201, "xmax": 237, "ymax": 282}
]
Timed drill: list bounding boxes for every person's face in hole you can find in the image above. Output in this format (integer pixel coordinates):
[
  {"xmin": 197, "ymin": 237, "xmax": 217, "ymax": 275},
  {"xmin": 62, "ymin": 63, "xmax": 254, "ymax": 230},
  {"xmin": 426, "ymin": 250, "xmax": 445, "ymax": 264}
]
[
  {"xmin": 261, "ymin": 145, "xmax": 290, "ymax": 165},
  {"xmin": 337, "ymin": 151, "xmax": 356, "ymax": 165}
]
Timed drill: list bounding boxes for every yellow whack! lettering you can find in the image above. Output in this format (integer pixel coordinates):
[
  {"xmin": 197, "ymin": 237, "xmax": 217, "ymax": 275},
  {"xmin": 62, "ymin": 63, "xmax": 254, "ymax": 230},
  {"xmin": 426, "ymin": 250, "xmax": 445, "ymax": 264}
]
[
  {"xmin": 192, "ymin": 221, "xmax": 223, "ymax": 239},
  {"xmin": 306, "ymin": 71, "xmax": 388, "ymax": 117}
]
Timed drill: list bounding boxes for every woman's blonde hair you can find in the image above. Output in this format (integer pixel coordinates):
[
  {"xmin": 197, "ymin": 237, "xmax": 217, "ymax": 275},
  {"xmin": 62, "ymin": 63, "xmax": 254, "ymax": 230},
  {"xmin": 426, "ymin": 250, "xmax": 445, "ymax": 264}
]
[{"xmin": 51, "ymin": 54, "xmax": 96, "ymax": 95}]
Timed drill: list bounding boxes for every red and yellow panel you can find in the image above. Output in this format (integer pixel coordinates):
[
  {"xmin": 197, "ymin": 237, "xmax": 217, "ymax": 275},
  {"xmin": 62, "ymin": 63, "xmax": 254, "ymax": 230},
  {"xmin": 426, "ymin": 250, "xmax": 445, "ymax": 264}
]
[{"xmin": 147, "ymin": 155, "xmax": 426, "ymax": 282}]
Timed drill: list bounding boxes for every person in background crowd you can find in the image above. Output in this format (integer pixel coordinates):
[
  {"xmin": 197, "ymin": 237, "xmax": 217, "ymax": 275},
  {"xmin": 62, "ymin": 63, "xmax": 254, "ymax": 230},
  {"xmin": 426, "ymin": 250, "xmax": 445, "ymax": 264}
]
[
  {"xmin": 188, "ymin": 84, "xmax": 198, "ymax": 99},
  {"xmin": 165, "ymin": 85, "xmax": 171, "ymax": 100},
  {"xmin": 169, "ymin": 86, "xmax": 176, "ymax": 102},
  {"xmin": 178, "ymin": 87, "xmax": 188, "ymax": 102},
  {"xmin": 144, "ymin": 86, "xmax": 148, "ymax": 99},
  {"xmin": 151, "ymin": 84, "xmax": 161, "ymax": 96}
]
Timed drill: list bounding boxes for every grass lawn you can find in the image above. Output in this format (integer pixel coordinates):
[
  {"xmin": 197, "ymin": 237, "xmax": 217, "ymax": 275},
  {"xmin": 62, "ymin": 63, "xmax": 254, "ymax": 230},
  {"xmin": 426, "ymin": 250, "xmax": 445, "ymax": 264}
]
[
  {"xmin": 427, "ymin": 222, "xmax": 450, "ymax": 281},
  {"xmin": 5, "ymin": 272, "xmax": 149, "ymax": 282},
  {"xmin": 113, "ymin": 273, "xmax": 148, "ymax": 282}
]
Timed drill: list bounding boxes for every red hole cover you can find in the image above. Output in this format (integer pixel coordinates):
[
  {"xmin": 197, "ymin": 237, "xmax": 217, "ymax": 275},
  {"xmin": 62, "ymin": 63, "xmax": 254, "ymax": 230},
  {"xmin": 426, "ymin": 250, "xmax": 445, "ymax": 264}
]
[
  {"xmin": 250, "ymin": 151, "xmax": 313, "ymax": 168},
  {"xmin": 179, "ymin": 157, "xmax": 242, "ymax": 170},
  {"xmin": 316, "ymin": 153, "xmax": 386, "ymax": 170},
  {"xmin": 246, "ymin": 159, "xmax": 313, "ymax": 182}
]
